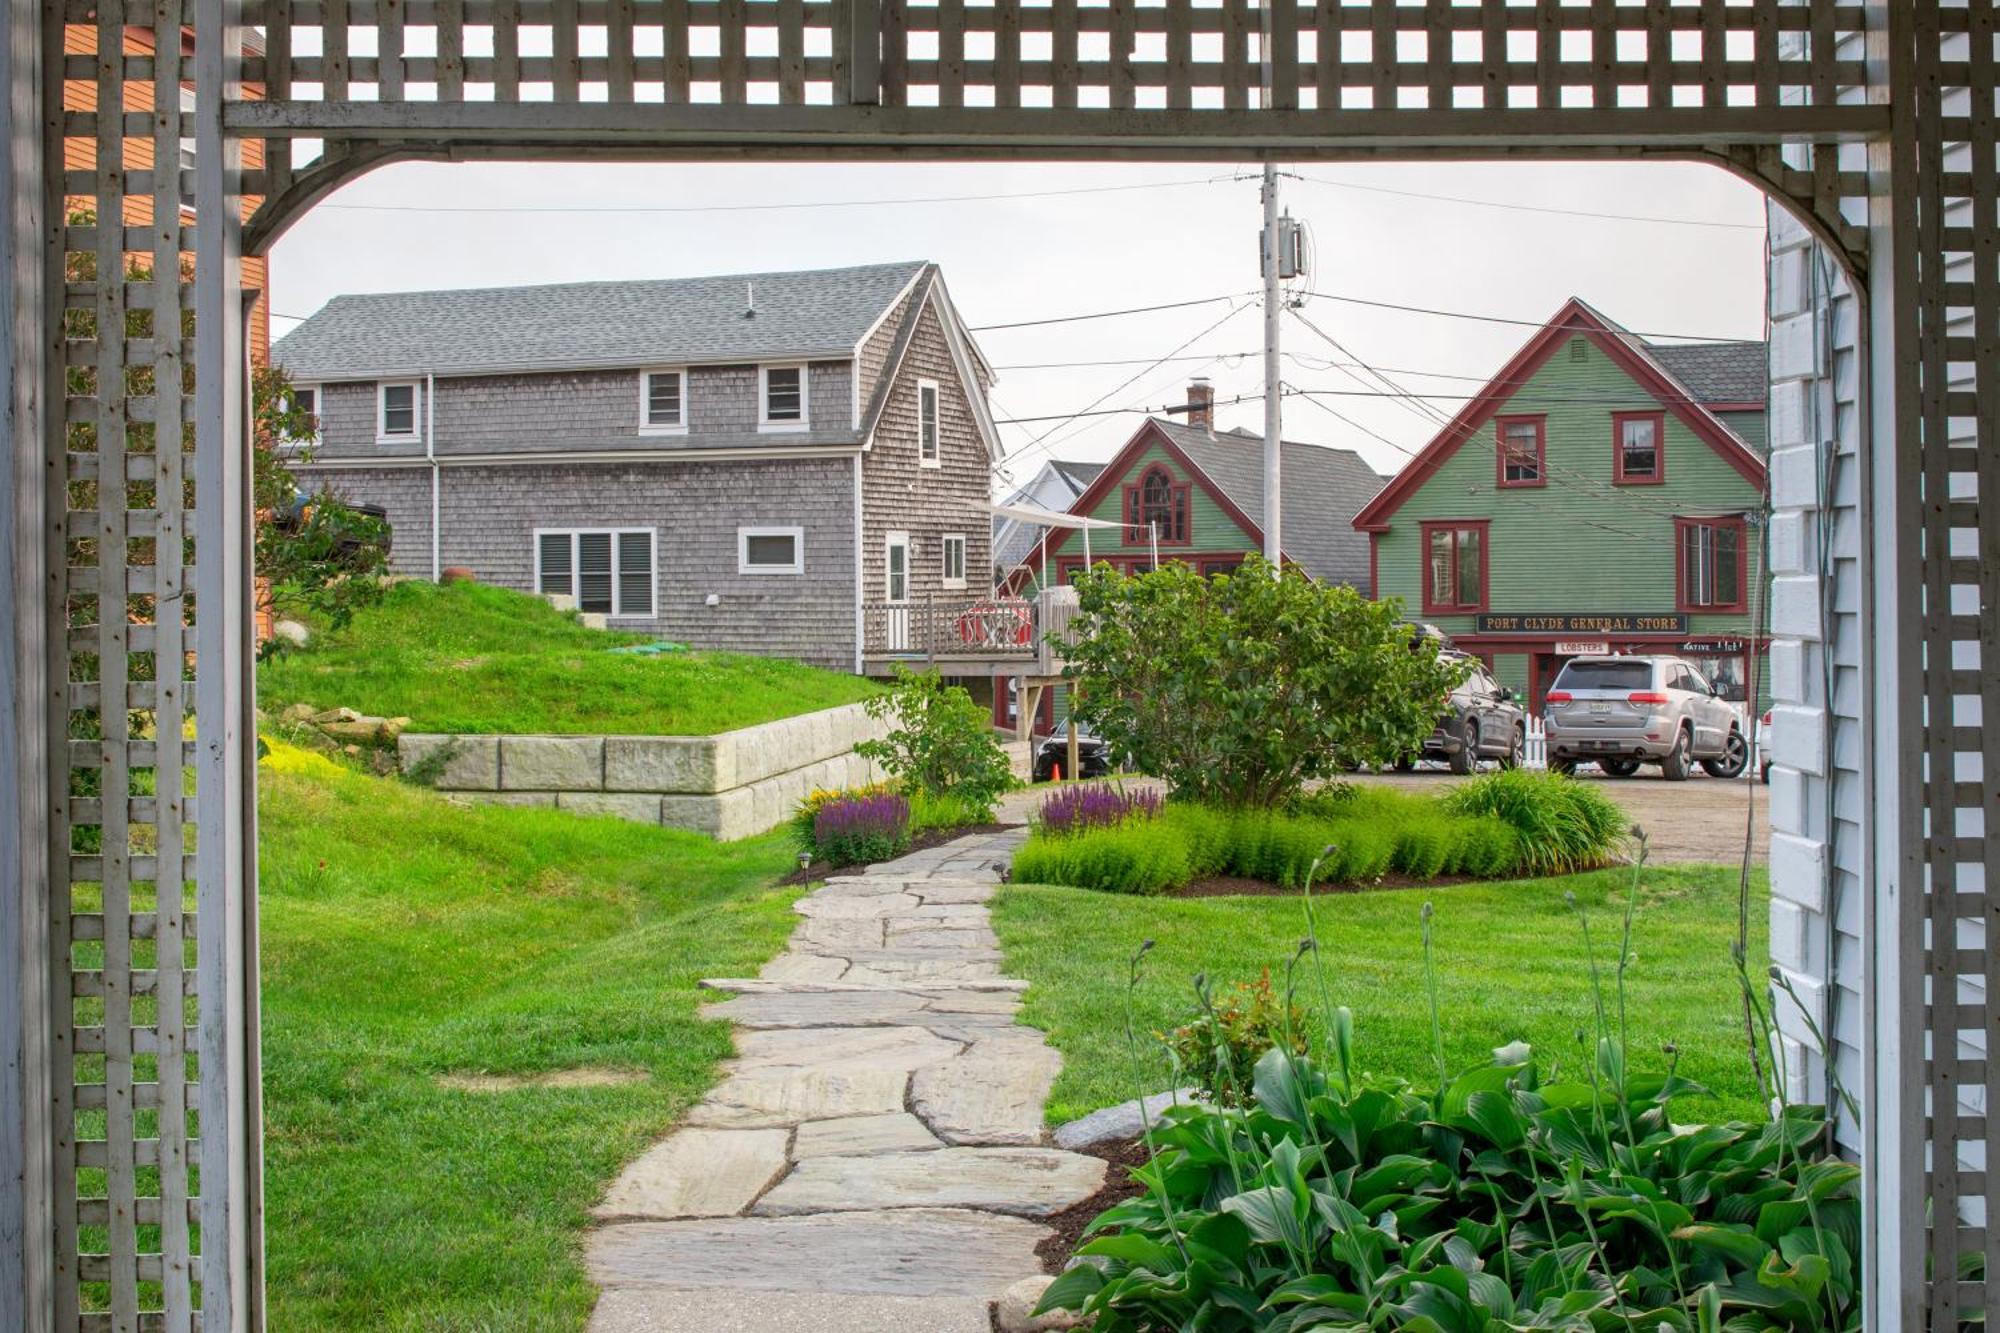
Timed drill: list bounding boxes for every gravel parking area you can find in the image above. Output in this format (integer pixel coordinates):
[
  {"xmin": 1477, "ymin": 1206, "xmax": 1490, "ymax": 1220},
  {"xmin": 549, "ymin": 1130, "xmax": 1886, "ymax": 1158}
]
[{"xmin": 1349, "ymin": 767, "xmax": 1769, "ymax": 866}]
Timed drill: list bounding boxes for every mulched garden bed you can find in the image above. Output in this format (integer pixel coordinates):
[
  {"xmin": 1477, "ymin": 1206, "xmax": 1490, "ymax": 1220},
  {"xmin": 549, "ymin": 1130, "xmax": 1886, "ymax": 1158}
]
[
  {"xmin": 777, "ymin": 823, "xmax": 1024, "ymax": 886},
  {"xmin": 1166, "ymin": 870, "xmax": 1482, "ymax": 899},
  {"xmin": 1038, "ymin": 1135, "xmax": 1155, "ymax": 1272}
]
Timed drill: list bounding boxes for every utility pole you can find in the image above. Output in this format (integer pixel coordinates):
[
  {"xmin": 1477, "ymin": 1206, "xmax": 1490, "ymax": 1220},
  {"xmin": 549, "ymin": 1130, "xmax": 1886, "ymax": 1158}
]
[{"xmin": 1261, "ymin": 164, "xmax": 1282, "ymax": 570}]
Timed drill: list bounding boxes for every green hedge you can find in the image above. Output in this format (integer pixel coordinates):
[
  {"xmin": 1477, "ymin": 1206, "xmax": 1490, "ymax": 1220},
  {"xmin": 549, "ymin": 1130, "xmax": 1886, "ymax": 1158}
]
[{"xmin": 1012, "ymin": 776, "xmax": 1623, "ymax": 895}]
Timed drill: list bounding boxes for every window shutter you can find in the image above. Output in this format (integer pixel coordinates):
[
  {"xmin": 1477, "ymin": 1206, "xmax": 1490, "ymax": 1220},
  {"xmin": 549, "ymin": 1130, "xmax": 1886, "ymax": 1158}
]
[
  {"xmin": 537, "ymin": 533, "xmax": 572, "ymax": 596},
  {"xmin": 577, "ymin": 532, "xmax": 614, "ymax": 613},
  {"xmin": 616, "ymin": 531, "xmax": 654, "ymax": 616}
]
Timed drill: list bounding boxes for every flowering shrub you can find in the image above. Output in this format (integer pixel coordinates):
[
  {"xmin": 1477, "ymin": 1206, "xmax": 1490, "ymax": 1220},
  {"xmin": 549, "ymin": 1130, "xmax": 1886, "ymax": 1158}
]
[
  {"xmin": 1036, "ymin": 783, "xmax": 1161, "ymax": 836},
  {"xmin": 809, "ymin": 789, "xmax": 911, "ymax": 867},
  {"xmin": 855, "ymin": 666, "xmax": 1015, "ymax": 817},
  {"xmin": 789, "ymin": 783, "xmax": 907, "ymax": 867},
  {"xmin": 1165, "ymin": 969, "xmax": 1306, "ymax": 1107}
]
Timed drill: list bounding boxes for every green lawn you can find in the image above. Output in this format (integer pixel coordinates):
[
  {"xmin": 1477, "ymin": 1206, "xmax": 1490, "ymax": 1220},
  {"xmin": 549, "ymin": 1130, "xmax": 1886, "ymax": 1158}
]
[
  {"xmin": 256, "ymin": 741, "xmax": 798, "ymax": 1330},
  {"xmin": 260, "ymin": 580, "xmax": 880, "ymax": 735},
  {"xmin": 993, "ymin": 864, "xmax": 1771, "ymax": 1126}
]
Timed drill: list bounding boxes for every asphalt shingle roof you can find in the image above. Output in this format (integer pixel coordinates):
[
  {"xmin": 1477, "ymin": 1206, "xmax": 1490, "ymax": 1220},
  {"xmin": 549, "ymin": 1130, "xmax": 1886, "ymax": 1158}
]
[
  {"xmin": 1640, "ymin": 341, "xmax": 1768, "ymax": 405},
  {"xmin": 1151, "ymin": 419, "xmax": 1385, "ymax": 587},
  {"xmin": 272, "ymin": 262, "xmax": 929, "ymax": 381}
]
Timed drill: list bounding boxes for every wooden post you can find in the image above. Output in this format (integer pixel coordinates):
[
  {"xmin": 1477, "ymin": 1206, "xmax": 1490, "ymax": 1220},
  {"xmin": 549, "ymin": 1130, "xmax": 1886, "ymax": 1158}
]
[{"xmin": 1065, "ymin": 679, "xmax": 1080, "ymax": 784}]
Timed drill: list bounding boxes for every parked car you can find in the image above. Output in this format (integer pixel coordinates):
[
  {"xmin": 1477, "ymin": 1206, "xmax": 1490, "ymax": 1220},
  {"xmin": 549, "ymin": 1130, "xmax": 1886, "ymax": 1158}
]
[
  {"xmin": 1409, "ymin": 655, "xmax": 1527, "ymax": 775},
  {"xmin": 1543, "ymin": 655, "xmax": 1749, "ymax": 781},
  {"xmin": 1032, "ymin": 723, "xmax": 1113, "ymax": 783}
]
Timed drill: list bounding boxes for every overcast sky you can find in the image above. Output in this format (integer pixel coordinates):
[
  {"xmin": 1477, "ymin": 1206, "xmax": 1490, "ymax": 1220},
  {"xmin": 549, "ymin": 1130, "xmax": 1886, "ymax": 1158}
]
[{"xmin": 268, "ymin": 157, "xmax": 1768, "ymax": 492}]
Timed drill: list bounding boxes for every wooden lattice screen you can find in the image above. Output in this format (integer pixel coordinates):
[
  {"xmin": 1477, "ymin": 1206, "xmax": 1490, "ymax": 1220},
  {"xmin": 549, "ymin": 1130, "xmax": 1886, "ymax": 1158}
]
[
  {"xmin": 23, "ymin": 0, "xmax": 1999, "ymax": 1327},
  {"xmin": 1894, "ymin": 2, "xmax": 2000, "ymax": 1325}
]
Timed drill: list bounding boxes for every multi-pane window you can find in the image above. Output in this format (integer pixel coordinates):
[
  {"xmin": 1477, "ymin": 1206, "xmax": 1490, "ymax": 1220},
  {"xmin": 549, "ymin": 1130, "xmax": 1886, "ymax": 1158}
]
[
  {"xmin": 378, "ymin": 381, "xmax": 419, "ymax": 439},
  {"xmin": 918, "ymin": 380, "xmax": 941, "ymax": 465},
  {"xmin": 739, "ymin": 526, "xmax": 804, "ymax": 574},
  {"xmin": 941, "ymin": 532, "xmax": 967, "ymax": 587},
  {"xmin": 536, "ymin": 528, "xmax": 655, "ymax": 617},
  {"xmin": 1423, "ymin": 522, "xmax": 1485, "ymax": 612},
  {"xmin": 1495, "ymin": 416, "xmax": 1543, "ymax": 487},
  {"xmin": 287, "ymin": 385, "xmax": 319, "ymax": 441},
  {"xmin": 1126, "ymin": 466, "xmax": 1189, "ymax": 544},
  {"xmin": 762, "ymin": 365, "xmax": 806, "ymax": 427},
  {"xmin": 1615, "ymin": 411, "xmax": 1663, "ymax": 483},
  {"xmin": 642, "ymin": 369, "xmax": 685, "ymax": 431},
  {"xmin": 1678, "ymin": 518, "xmax": 1744, "ymax": 611}
]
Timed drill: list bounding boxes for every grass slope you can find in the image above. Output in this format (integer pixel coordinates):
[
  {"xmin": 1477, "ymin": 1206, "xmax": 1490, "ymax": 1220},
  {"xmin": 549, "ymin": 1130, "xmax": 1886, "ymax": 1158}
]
[
  {"xmin": 994, "ymin": 864, "xmax": 1771, "ymax": 1126},
  {"xmin": 260, "ymin": 580, "xmax": 879, "ymax": 735},
  {"xmin": 257, "ymin": 744, "xmax": 797, "ymax": 1330}
]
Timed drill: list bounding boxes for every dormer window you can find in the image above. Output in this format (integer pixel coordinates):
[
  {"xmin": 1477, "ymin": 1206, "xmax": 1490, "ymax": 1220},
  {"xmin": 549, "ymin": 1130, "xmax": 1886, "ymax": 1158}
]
[
  {"xmin": 640, "ymin": 368, "xmax": 686, "ymax": 433},
  {"xmin": 377, "ymin": 381, "xmax": 420, "ymax": 442},
  {"xmin": 761, "ymin": 364, "xmax": 807, "ymax": 430}
]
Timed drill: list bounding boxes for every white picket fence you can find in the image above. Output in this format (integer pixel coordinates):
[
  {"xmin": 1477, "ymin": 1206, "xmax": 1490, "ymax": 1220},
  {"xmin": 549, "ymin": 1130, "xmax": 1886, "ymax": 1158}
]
[{"xmin": 1523, "ymin": 716, "xmax": 1549, "ymax": 769}]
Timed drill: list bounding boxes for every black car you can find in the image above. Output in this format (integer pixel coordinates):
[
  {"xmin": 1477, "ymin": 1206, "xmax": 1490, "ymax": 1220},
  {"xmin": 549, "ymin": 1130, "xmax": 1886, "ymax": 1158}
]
[
  {"xmin": 1414, "ymin": 656, "xmax": 1528, "ymax": 774},
  {"xmin": 1032, "ymin": 725, "xmax": 1113, "ymax": 782}
]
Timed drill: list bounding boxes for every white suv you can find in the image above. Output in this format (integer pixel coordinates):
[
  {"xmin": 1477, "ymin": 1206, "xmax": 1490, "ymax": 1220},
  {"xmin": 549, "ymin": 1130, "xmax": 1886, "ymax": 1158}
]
[{"xmin": 1544, "ymin": 655, "xmax": 1749, "ymax": 781}]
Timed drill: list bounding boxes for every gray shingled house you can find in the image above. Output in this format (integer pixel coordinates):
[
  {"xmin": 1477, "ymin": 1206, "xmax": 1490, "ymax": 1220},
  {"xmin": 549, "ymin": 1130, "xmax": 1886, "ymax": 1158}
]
[{"xmin": 275, "ymin": 262, "xmax": 1000, "ymax": 672}]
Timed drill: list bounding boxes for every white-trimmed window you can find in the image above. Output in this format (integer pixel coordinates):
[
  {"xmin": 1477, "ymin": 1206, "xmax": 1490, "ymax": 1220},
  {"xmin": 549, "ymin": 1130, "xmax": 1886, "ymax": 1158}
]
[
  {"xmin": 377, "ymin": 381, "xmax": 420, "ymax": 441},
  {"xmin": 940, "ymin": 532, "xmax": 967, "ymax": 589},
  {"xmin": 286, "ymin": 383, "xmax": 320, "ymax": 441},
  {"xmin": 738, "ymin": 526, "xmax": 804, "ymax": 575},
  {"xmin": 917, "ymin": 378, "xmax": 941, "ymax": 467},
  {"xmin": 535, "ymin": 528, "xmax": 656, "ymax": 618},
  {"xmin": 639, "ymin": 368, "xmax": 687, "ymax": 433},
  {"xmin": 760, "ymin": 364, "xmax": 808, "ymax": 430}
]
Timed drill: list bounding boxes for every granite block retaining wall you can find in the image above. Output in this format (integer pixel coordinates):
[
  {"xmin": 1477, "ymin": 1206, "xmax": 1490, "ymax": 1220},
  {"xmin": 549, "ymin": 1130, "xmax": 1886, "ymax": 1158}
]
[{"xmin": 398, "ymin": 701, "xmax": 890, "ymax": 840}]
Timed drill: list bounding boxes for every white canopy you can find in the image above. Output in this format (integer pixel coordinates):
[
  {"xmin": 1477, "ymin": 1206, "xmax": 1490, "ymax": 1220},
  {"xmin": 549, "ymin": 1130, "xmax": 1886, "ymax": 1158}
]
[{"xmin": 980, "ymin": 500, "xmax": 1123, "ymax": 530}]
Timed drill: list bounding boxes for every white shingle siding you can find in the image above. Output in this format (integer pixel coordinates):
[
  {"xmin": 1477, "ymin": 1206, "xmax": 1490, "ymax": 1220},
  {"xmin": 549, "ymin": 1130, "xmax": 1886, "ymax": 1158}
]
[{"xmin": 307, "ymin": 458, "xmax": 859, "ymax": 668}]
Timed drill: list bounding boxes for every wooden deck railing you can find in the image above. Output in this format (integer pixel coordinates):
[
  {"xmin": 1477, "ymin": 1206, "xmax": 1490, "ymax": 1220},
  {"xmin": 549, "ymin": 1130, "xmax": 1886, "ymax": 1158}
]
[{"xmin": 862, "ymin": 591, "xmax": 1076, "ymax": 674}]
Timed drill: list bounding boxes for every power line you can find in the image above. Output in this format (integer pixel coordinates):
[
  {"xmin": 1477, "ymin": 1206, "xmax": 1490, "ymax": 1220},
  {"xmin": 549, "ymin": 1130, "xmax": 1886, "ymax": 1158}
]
[
  {"xmin": 313, "ymin": 175, "xmax": 1231, "ymax": 216},
  {"xmin": 1289, "ymin": 172, "xmax": 1766, "ymax": 232},
  {"xmin": 1298, "ymin": 289, "xmax": 1759, "ymax": 344},
  {"xmin": 972, "ymin": 291, "xmax": 1254, "ymax": 333}
]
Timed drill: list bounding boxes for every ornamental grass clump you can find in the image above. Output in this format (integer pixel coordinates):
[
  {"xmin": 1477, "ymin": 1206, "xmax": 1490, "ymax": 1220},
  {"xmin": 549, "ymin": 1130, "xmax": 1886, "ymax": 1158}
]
[
  {"xmin": 1037, "ymin": 783, "xmax": 1162, "ymax": 837},
  {"xmin": 1442, "ymin": 767, "xmax": 1629, "ymax": 876},
  {"xmin": 810, "ymin": 788, "xmax": 911, "ymax": 867}
]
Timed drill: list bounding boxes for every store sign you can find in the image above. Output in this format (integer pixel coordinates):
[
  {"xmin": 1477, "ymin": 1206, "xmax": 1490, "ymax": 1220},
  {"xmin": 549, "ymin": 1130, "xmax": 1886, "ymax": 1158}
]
[
  {"xmin": 1475, "ymin": 613, "xmax": 1689, "ymax": 635},
  {"xmin": 1555, "ymin": 641, "xmax": 1612, "ymax": 656},
  {"xmin": 1681, "ymin": 638, "xmax": 1745, "ymax": 654}
]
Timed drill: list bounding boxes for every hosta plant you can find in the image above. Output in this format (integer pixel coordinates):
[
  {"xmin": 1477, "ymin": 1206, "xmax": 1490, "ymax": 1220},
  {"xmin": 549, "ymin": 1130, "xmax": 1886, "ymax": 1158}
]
[{"xmin": 1040, "ymin": 1042, "xmax": 1857, "ymax": 1331}]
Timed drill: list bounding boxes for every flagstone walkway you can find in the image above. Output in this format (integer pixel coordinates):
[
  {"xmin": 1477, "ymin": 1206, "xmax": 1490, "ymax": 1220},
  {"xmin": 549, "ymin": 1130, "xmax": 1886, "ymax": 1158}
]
[{"xmin": 587, "ymin": 829, "xmax": 1101, "ymax": 1332}]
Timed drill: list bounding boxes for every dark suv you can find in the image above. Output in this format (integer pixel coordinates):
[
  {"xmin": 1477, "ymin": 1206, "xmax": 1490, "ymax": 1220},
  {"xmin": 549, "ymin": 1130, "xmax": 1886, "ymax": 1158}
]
[{"xmin": 1416, "ymin": 656, "xmax": 1528, "ymax": 774}]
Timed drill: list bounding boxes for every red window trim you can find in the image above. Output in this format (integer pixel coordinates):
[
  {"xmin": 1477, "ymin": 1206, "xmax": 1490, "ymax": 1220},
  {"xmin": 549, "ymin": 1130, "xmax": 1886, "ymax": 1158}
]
[
  {"xmin": 1673, "ymin": 515, "xmax": 1748, "ymax": 614},
  {"xmin": 1493, "ymin": 414, "xmax": 1546, "ymax": 490},
  {"xmin": 1121, "ymin": 465, "xmax": 1192, "ymax": 547},
  {"xmin": 1612, "ymin": 409, "xmax": 1667, "ymax": 485},
  {"xmin": 1419, "ymin": 519, "xmax": 1491, "ymax": 615}
]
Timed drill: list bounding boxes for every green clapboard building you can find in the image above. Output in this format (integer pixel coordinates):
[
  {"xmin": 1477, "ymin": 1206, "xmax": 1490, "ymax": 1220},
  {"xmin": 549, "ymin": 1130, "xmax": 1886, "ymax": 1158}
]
[{"xmin": 1349, "ymin": 298, "xmax": 1770, "ymax": 714}]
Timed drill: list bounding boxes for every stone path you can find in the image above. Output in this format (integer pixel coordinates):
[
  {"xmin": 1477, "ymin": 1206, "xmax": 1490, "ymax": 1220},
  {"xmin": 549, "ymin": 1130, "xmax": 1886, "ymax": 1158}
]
[{"xmin": 587, "ymin": 830, "xmax": 1101, "ymax": 1332}]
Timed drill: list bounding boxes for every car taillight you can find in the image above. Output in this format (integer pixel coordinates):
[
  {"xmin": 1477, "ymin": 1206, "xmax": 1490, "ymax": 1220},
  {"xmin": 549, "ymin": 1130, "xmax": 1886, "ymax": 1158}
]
[
  {"xmin": 1761, "ymin": 710, "xmax": 1772, "ymax": 726},
  {"xmin": 1545, "ymin": 691, "xmax": 1572, "ymax": 704},
  {"xmin": 1627, "ymin": 691, "xmax": 1670, "ymax": 706}
]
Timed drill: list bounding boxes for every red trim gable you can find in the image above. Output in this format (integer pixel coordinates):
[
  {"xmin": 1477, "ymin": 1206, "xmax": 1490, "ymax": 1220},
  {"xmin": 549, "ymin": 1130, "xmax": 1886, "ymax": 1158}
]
[
  {"xmin": 1349, "ymin": 299, "xmax": 1768, "ymax": 532},
  {"xmin": 1010, "ymin": 419, "xmax": 1268, "ymax": 586}
]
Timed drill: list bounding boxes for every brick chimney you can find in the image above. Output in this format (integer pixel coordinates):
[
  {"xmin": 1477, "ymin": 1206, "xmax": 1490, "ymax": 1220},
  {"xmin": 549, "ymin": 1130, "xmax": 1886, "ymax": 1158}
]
[{"xmin": 1184, "ymin": 376, "xmax": 1215, "ymax": 431}]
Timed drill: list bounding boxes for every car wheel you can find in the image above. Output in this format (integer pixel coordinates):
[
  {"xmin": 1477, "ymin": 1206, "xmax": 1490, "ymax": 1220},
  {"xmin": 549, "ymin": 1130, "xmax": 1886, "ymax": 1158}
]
[
  {"xmin": 1448, "ymin": 722, "xmax": 1478, "ymax": 775},
  {"xmin": 1760, "ymin": 760, "xmax": 1772, "ymax": 785},
  {"xmin": 1702, "ymin": 730, "xmax": 1750, "ymax": 780},
  {"xmin": 1497, "ymin": 726, "xmax": 1524, "ymax": 771},
  {"xmin": 1599, "ymin": 758, "xmax": 1641, "ymax": 778},
  {"xmin": 1660, "ymin": 726, "xmax": 1693, "ymax": 782},
  {"xmin": 1550, "ymin": 757, "xmax": 1579, "ymax": 776},
  {"xmin": 1394, "ymin": 754, "xmax": 1416, "ymax": 773}
]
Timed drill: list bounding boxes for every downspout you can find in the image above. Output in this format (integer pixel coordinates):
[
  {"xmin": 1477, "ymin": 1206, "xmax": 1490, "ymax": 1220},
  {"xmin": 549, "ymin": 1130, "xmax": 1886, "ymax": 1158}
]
[
  {"xmin": 425, "ymin": 372, "xmax": 439, "ymax": 582},
  {"xmin": 852, "ymin": 453, "xmax": 864, "ymax": 675}
]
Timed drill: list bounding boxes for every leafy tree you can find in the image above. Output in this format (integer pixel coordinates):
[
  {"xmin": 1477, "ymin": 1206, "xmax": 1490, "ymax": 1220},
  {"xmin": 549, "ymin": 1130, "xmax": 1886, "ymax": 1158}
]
[
  {"xmin": 855, "ymin": 667, "xmax": 1016, "ymax": 815},
  {"xmin": 253, "ymin": 364, "xmax": 390, "ymax": 648},
  {"xmin": 1063, "ymin": 553, "xmax": 1465, "ymax": 806}
]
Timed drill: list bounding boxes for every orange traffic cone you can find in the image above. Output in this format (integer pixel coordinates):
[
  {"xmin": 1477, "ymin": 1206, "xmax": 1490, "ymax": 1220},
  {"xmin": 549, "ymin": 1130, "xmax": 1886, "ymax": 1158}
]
[{"xmin": 1052, "ymin": 762, "xmax": 1063, "ymax": 783}]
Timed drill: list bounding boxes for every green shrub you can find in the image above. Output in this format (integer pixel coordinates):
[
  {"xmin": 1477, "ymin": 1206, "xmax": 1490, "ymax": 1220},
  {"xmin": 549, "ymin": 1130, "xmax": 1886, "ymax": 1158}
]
[
  {"xmin": 1164, "ymin": 970, "xmax": 1307, "ymax": 1107},
  {"xmin": 1453, "ymin": 814, "xmax": 1524, "ymax": 877},
  {"xmin": 855, "ymin": 666, "xmax": 1016, "ymax": 816},
  {"xmin": 1160, "ymin": 802, "xmax": 1232, "ymax": 877},
  {"xmin": 1392, "ymin": 819, "xmax": 1450, "ymax": 879},
  {"xmin": 1442, "ymin": 768, "xmax": 1628, "ymax": 876},
  {"xmin": 1010, "ymin": 820, "xmax": 1191, "ymax": 895},
  {"xmin": 908, "ymin": 788, "xmax": 994, "ymax": 833}
]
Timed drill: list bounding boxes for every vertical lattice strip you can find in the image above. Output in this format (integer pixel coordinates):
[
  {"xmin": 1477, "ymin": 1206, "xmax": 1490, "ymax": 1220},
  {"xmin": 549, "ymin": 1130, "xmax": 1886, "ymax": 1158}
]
[{"xmin": 47, "ymin": 4, "xmax": 206, "ymax": 1327}]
